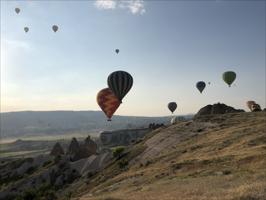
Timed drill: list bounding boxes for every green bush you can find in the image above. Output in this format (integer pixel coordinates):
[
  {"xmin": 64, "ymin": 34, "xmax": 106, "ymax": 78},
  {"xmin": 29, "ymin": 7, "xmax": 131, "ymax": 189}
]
[
  {"xmin": 118, "ymin": 159, "xmax": 128, "ymax": 169},
  {"xmin": 16, "ymin": 188, "xmax": 38, "ymax": 200},
  {"xmin": 112, "ymin": 146, "xmax": 125, "ymax": 159},
  {"xmin": 15, "ymin": 184, "xmax": 57, "ymax": 200}
]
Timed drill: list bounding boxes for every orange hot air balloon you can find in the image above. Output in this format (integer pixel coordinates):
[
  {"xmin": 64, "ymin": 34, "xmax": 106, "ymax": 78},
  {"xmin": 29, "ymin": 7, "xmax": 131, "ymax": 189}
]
[
  {"xmin": 97, "ymin": 88, "xmax": 121, "ymax": 121},
  {"xmin": 246, "ymin": 101, "xmax": 256, "ymax": 111}
]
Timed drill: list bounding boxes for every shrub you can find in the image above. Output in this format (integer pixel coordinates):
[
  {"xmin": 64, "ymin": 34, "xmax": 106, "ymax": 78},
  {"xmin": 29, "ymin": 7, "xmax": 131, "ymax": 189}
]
[
  {"xmin": 26, "ymin": 166, "xmax": 37, "ymax": 174},
  {"xmin": 112, "ymin": 147, "xmax": 125, "ymax": 159},
  {"xmin": 42, "ymin": 160, "xmax": 52, "ymax": 167},
  {"xmin": 118, "ymin": 159, "xmax": 128, "ymax": 169}
]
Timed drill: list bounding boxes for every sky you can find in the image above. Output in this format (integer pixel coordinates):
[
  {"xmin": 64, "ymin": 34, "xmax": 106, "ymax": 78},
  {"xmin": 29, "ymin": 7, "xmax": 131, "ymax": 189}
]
[{"xmin": 1, "ymin": 0, "xmax": 265, "ymax": 116}]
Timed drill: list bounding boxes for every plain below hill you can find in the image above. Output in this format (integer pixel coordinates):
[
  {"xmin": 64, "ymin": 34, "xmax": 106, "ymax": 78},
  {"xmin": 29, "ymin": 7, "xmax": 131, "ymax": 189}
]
[
  {"xmin": 0, "ymin": 111, "xmax": 193, "ymax": 139},
  {"xmin": 68, "ymin": 111, "xmax": 266, "ymax": 200}
]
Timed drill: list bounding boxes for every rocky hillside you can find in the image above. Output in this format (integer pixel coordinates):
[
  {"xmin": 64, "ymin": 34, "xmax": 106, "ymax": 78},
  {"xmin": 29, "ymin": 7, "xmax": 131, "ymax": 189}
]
[{"xmin": 71, "ymin": 111, "xmax": 266, "ymax": 200}]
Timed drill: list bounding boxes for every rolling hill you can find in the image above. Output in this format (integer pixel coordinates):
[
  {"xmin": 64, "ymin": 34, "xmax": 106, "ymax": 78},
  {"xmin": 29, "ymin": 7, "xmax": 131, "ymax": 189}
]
[
  {"xmin": 67, "ymin": 111, "xmax": 266, "ymax": 200},
  {"xmin": 0, "ymin": 111, "xmax": 192, "ymax": 139}
]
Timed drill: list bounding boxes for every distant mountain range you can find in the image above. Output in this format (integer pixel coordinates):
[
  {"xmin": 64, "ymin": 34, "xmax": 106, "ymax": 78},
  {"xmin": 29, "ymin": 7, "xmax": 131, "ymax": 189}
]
[{"xmin": 0, "ymin": 111, "xmax": 193, "ymax": 139}]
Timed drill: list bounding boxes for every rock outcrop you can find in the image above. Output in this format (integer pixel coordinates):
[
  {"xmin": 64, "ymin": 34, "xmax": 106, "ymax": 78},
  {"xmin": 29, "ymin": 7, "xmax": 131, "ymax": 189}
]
[
  {"xmin": 251, "ymin": 104, "xmax": 262, "ymax": 112},
  {"xmin": 50, "ymin": 142, "xmax": 64, "ymax": 156},
  {"xmin": 100, "ymin": 128, "xmax": 150, "ymax": 147},
  {"xmin": 84, "ymin": 136, "xmax": 97, "ymax": 155},
  {"xmin": 148, "ymin": 123, "xmax": 165, "ymax": 130},
  {"xmin": 67, "ymin": 137, "xmax": 80, "ymax": 155},
  {"xmin": 67, "ymin": 136, "xmax": 97, "ymax": 162},
  {"xmin": 194, "ymin": 103, "xmax": 245, "ymax": 119}
]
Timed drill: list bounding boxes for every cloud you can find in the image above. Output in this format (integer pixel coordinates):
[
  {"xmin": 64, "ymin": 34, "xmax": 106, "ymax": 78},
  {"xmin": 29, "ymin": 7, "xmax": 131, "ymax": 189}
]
[
  {"xmin": 94, "ymin": 0, "xmax": 117, "ymax": 10},
  {"xmin": 127, "ymin": 0, "xmax": 146, "ymax": 15},
  {"xmin": 94, "ymin": 0, "xmax": 146, "ymax": 15}
]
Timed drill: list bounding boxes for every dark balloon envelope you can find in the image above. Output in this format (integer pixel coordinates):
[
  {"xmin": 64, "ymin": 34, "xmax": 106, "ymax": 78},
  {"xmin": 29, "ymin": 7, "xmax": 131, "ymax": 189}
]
[
  {"xmin": 97, "ymin": 88, "xmax": 120, "ymax": 121},
  {"xmin": 168, "ymin": 102, "xmax": 177, "ymax": 113},
  {"xmin": 196, "ymin": 81, "xmax": 206, "ymax": 93},
  {"xmin": 107, "ymin": 71, "xmax": 133, "ymax": 102},
  {"xmin": 24, "ymin": 27, "xmax": 29, "ymax": 33},
  {"xmin": 223, "ymin": 71, "xmax": 236, "ymax": 87},
  {"xmin": 15, "ymin": 8, "xmax": 20, "ymax": 14},
  {"xmin": 115, "ymin": 49, "xmax": 119, "ymax": 54},
  {"xmin": 52, "ymin": 25, "xmax": 58, "ymax": 32}
]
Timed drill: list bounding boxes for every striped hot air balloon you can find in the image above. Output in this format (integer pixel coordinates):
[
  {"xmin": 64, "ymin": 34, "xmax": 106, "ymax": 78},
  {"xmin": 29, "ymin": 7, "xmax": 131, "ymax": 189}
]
[
  {"xmin": 97, "ymin": 88, "xmax": 121, "ymax": 121},
  {"xmin": 107, "ymin": 71, "xmax": 133, "ymax": 102}
]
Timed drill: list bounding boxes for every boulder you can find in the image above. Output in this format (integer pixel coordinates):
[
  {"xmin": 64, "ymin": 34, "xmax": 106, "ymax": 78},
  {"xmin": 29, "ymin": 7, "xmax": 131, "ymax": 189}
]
[{"xmin": 50, "ymin": 142, "xmax": 64, "ymax": 156}]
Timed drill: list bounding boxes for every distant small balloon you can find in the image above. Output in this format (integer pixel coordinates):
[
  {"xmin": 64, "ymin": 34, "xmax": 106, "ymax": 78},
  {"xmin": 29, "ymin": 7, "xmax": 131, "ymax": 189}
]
[
  {"xmin": 208, "ymin": 82, "xmax": 211, "ymax": 85},
  {"xmin": 24, "ymin": 27, "xmax": 29, "ymax": 33},
  {"xmin": 115, "ymin": 49, "xmax": 119, "ymax": 54},
  {"xmin": 15, "ymin": 8, "xmax": 20, "ymax": 14},
  {"xmin": 196, "ymin": 81, "xmax": 206, "ymax": 93},
  {"xmin": 168, "ymin": 102, "xmax": 177, "ymax": 114},
  {"xmin": 52, "ymin": 25, "xmax": 58, "ymax": 32}
]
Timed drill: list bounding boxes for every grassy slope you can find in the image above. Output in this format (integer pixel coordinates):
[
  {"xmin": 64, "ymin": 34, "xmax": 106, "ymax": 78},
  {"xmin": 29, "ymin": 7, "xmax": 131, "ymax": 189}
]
[{"xmin": 72, "ymin": 112, "xmax": 266, "ymax": 200}]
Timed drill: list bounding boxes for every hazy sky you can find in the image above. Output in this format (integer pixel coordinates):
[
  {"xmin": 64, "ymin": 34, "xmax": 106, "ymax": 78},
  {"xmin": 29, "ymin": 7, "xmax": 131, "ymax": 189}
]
[{"xmin": 1, "ymin": 0, "xmax": 265, "ymax": 116}]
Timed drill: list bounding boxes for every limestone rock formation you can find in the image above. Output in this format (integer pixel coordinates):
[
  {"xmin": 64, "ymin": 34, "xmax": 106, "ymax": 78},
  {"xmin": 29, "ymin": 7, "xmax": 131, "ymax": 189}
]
[
  {"xmin": 67, "ymin": 137, "xmax": 80, "ymax": 155},
  {"xmin": 251, "ymin": 104, "xmax": 262, "ymax": 112},
  {"xmin": 50, "ymin": 142, "xmax": 64, "ymax": 156},
  {"xmin": 84, "ymin": 136, "xmax": 97, "ymax": 155},
  {"xmin": 194, "ymin": 103, "xmax": 244, "ymax": 119},
  {"xmin": 67, "ymin": 136, "xmax": 97, "ymax": 162},
  {"xmin": 100, "ymin": 128, "xmax": 150, "ymax": 147}
]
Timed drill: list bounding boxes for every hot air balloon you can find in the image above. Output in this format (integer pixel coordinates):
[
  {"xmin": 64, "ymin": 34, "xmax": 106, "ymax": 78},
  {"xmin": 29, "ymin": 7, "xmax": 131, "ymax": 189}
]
[
  {"xmin": 107, "ymin": 71, "xmax": 133, "ymax": 102},
  {"xmin": 168, "ymin": 102, "xmax": 177, "ymax": 114},
  {"xmin": 115, "ymin": 49, "xmax": 119, "ymax": 54},
  {"xmin": 52, "ymin": 25, "xmax": 58, "ymax": 32},
  {"xmin": 15, "ymin": 8, "xmax": 20, "ymax": 14},
  {"xmin": 208, "ymin": 82, "xmax": 211, "ymax": 85},
  {"xmin": 196, "ymin": 81, "xmax": 206, "ymax": 93},
  {"xmin": 223, "ymin": 71, "xmax": 236, "ymax": 87},
  {"xmin": 246, "ymin": 101, "xmax": 256, "ymax": 111},
  {"xmin": 24, "ymin": 27, "xmax": 29, "ymax": 33},
  {"xmin": 97, "ymin": 88, "xmax": 121, "ymax": 121}
]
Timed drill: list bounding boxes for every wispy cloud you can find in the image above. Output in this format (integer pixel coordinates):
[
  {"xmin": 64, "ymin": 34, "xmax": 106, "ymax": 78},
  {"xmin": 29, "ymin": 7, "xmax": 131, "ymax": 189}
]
[
  {"xmin": 94, "ymin": 0, "xmax": 146, "ymax": 15},
  {"xmin": 94, "ymin": 0, "xmax": 117, "ymax": 10}
]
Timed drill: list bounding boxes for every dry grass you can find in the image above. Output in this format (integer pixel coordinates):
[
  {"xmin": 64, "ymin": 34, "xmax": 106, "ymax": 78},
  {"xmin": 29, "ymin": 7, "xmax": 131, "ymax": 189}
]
[{"xmin": 73, "ymin": 112, "xmax": 266, "ymax": 200}]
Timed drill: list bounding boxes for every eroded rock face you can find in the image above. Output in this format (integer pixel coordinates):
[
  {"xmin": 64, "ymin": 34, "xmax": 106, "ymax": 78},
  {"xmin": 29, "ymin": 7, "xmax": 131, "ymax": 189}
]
[
  {"xmin": 194, "ymin": 103, "xmax": 245, "ymax": 119},
  {"xmin": 67, "ymin": 137, "xmax": 80, "ymax": 155},
  {"xmin": 84, "ymin": 136, "xmax": 97, "ymax": 155},
  {"xmin": 251, "ymin": 104, "xmax": 262, "ymax": 112},
  {"xmin": 50, "ymin": 142, "xmax": 64, "ymax": 156},
  {"xmin": 100, "ymin": 128, "xmax": 150, "ymax": 147},
  {"xmin": 67, "ymin": 136, "xmax": 97, "ymax": 162}
]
